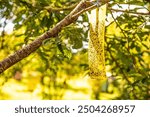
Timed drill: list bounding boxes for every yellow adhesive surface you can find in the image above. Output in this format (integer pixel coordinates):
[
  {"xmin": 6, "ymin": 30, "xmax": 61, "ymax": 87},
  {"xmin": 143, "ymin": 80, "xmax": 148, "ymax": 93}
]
[{"xmin": 88, "ymin": 5, "xmax": 106, "ymax": 80}]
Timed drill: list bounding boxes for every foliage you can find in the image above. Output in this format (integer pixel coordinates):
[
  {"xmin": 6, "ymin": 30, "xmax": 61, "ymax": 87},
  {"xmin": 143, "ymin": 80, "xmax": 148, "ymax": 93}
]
[{"xmin": 0, "ymin": 0, "xmax": 150, "ymax": 99}]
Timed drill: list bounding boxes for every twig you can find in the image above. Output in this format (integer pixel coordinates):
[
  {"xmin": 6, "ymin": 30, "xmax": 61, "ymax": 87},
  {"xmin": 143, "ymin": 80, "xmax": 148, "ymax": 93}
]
[
  {"xmin": 72, "ymin": 4, "xmax": 97, "ymax": 18},
  {"xmin": 45, "ymin": 3, "xmax": 78, "ymax": 13},
  {"xmin": 110, "ymin": 8, "xmax": 150, "ymax": 15}
]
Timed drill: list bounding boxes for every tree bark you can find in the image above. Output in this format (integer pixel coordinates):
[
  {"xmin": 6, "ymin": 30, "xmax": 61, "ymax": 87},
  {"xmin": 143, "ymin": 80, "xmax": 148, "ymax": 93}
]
[{"xmin": 0, "ymin": 0, "xmax": 99, "ymax": 74}]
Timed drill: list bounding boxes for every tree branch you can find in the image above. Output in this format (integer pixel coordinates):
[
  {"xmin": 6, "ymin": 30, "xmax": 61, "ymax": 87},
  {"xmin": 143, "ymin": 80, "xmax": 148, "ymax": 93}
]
[
  {"xmin": 0, "ymin": 0, "xmax": 101, "ymax": 74},
  {"xmin": 44, "ymin": 3, "xmax": 78, "ymax": 13},
  {"xmin": 110, "ymin": 8, "xmax": 150, "ymax": 15}
]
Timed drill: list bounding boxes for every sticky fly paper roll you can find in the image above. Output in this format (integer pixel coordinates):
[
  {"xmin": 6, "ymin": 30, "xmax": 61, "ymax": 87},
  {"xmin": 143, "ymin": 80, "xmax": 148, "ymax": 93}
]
[{"xmin": 88, "ymin": 5, "xmax": 106, "ymax": 80}]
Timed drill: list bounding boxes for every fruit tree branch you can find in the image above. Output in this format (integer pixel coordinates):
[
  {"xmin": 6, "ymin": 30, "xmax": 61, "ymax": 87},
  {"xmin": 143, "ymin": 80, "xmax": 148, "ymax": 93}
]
[{"xmin": 0, "ymin": 0, "xmax": 105, "ymax": 74}]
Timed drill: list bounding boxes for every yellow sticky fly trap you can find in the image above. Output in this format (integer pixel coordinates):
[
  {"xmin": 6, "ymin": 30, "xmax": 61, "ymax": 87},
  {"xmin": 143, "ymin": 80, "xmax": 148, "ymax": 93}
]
[{"xmin": 88, "ymin": 4, "xmax": 106, "ymax": 80}]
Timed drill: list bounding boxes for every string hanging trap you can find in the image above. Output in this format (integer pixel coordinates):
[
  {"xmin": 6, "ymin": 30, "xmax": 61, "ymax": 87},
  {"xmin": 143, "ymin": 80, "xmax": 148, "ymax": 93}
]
[{"xmin": 88, "ymin": 1, "xmax": 107, "ymax": 80}]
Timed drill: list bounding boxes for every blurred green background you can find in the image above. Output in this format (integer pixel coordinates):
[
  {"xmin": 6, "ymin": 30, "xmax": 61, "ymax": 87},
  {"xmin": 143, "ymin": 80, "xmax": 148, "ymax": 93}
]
[{"xmin": 0, "ymin": 0, "xmax": 149, "ymax": 100}]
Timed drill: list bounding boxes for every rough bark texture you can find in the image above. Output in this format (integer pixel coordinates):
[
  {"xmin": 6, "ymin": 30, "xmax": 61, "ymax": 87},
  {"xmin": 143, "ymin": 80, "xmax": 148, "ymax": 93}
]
[{"xmin": 0, "ymin": 0, "xmax": 97, "ymax": 74}]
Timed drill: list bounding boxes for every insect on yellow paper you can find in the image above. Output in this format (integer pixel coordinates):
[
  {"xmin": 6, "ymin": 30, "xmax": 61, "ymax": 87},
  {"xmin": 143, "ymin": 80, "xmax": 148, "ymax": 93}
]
[{"xmin": 88, "ymin": 4, "xmax": 106, "ymax": 80}]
